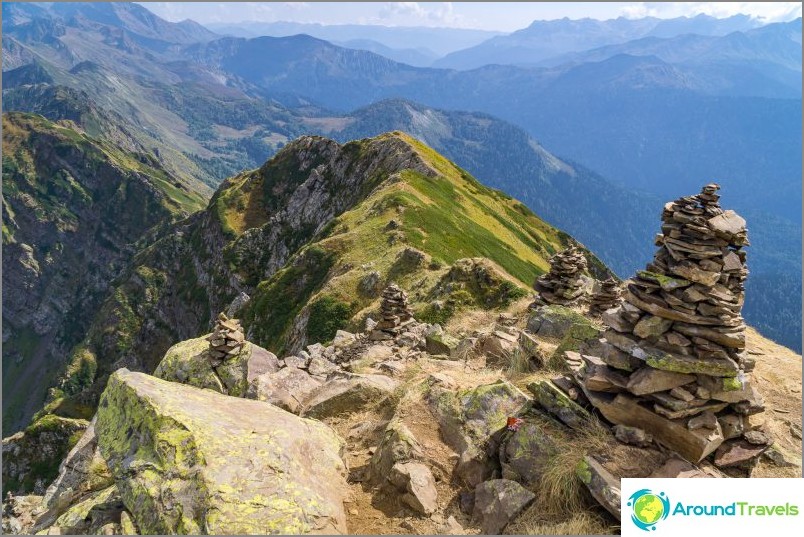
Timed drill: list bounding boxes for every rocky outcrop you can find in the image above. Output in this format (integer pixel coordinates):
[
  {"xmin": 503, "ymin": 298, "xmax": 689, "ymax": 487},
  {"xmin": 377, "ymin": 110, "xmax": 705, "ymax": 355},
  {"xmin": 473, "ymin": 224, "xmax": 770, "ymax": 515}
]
[
  {"xmin": 2, "ymin": 416, "xmax": 89, "ymax": 496},
  {"xmin": 94, "ymin": 369, "xmax": 349, "ymax": 534},
  {"xmin": 427, "ymin": 380, "xmax": 529, "ymax": 487},
  {"xmin": 301, "ymin": 374, "xmax": 399, "ymax": 419},
  {"xmin": 1, "ymin": 113, "xmax": 203, "ymax": 436},
  {"xmin": 154, "ymin": 334, "xmax": 278, "ymax": 398},
  {"xmin": 472, "ymin": 479, "xmax": 534, "ymax": 534}
]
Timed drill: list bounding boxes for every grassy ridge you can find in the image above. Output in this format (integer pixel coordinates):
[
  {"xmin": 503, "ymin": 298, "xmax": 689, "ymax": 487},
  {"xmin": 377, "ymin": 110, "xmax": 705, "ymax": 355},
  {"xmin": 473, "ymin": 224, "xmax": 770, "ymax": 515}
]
[{"xmin": 242, "ymin": 132, "xmax": 604, "ymax": 353}]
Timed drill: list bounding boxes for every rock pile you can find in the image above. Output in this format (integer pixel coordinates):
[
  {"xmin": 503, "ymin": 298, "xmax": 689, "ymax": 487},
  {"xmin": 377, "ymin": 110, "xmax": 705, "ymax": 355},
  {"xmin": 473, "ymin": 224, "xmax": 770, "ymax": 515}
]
[
  {"xmin": 574, "ymin": 184, "xmax": 768, "ymax": 465},
  {"xmin": 532, "ymin": 246, "xmax": 588, "ymax": 306},
  {"xmin": 590, "ymin": 278, "xmax": 621, "ymax": 313},
  {"xmin": 206, "ymin": 313, "xmax": 245, "ymax": 363},
  {"xmin": 371, "ymin": 283, "xmax": 415, "ymax": 340}
]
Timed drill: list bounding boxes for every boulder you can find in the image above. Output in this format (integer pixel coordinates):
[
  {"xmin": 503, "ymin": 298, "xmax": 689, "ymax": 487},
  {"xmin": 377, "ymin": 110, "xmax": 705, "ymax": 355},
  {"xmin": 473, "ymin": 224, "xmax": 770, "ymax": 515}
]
[
  {"xmin": 2, "ymin": 415, "xmax": 89, "ymax": 497},
  {"xmin": 154, "ymin": 336, "xmax": 278, "ymax": 397},
  {"xmin": 247, "ymin": 366, "xmax": 322, "ymax": 414},
  {"xmin": 369, "ymin": 420, "xmax": 423, "ymax": 484},
  {"xmin": 96, "ymin": 369, "xmax": 348, "ymax": 534},
  {"xmin": 527, "ymin": 305, "xmax": 590, "ymax": 339},
  {"xmin": 425, "ymin": 330, "xmax": 460, "ymax": 357},
  {"xmin": 481, "ymin": 331, "xmax": 519, "ymax": 367},
  {"xmin": 307, "ymin": 356, "xmax": 338, "ymax": 377},
  {"xmin": 426, "ymin": 381, "xmax": 528, "ymax": 487},
  {"xmin": 472, "ymin": 479, "xmax": 534, "ymax": 534},
  {"xmin": 48, "ymin": 484, "xmax": 123, "ymax": 535},
  {"xmin": 499, "ymin": 421, "xmax": 558, "ymax": 485},
  {"xmin": 332, "ymin": 330, "xmax": 356, "ymax": 349},
  {"xmin": 549, "ymin": 320, "xmax": 603, "ymax": 368},
  {"xmin": 32, "ymin": 419, "xmax": 114, "ymax": 531},
  {"xmin": 527, "ymin": 380, "xmax": 592, "ymax": 430},
  {"xmin": 576, "ymin": 456, "xmax": 621, "ymax": 521},
  {"xmin": 301, "ymin": 374, "xmax": 399, "ymax": 419},
  {"xmin": 389, "ymin": 462, "xmax": 438, "ymax": 515}
]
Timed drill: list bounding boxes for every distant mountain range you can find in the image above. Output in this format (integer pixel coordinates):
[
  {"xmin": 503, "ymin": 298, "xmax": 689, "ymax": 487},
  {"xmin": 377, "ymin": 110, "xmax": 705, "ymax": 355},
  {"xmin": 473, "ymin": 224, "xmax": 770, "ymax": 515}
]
[
  {"xmin": 433, "ymin": 14, "xmax": 766, "ymax": 69},
  {"xmin": 205, "ymin": 20, "xmax": 500, "ymax": 57},
  {"xmin": 2, "ymin": 2, "xmax": 801, "ymax": 435}
]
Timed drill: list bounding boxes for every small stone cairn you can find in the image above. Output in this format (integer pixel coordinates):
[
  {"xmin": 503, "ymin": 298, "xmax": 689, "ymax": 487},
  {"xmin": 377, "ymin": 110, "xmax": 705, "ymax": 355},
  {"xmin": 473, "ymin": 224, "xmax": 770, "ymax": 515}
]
[
  {"xmin": 574, "ymin": 184, "xmax": 768, "ymax": 465},
  {"xmin": 370, "ymin": 283, "xmax": 415, "ymax": 340},
  {"xmin": 590, "ymin": 278, "xmax": 621, "ymax": 313},
  {"xmin": 206, "ymin": 312, "xmax": 245, "ymax": 364},
  {"xmin": 532, "ymin": 246, "xmax": 588, "ymax": 306}
]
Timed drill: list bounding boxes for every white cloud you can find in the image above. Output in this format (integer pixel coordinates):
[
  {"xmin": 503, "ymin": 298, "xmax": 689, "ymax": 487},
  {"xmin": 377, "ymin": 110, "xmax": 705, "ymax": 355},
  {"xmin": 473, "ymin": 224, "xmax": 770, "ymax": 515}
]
[
  {"xmin": 619, "ymin": 2, "xmax": 802, "ymax": 22},
  {"xmin": 377, "ymin": 2, "xmax": 463, "ymax": 26}
]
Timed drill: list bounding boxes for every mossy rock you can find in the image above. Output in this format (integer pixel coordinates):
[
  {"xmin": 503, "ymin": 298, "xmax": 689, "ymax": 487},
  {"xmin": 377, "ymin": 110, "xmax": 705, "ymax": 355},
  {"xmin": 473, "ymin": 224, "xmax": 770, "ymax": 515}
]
[
  {"xmin": 549, "ymin": 320, "xmax": 604, "ymax": 369},
  {"xmin": 527, "ymin": 305, "xmax": 594, "ymax": 339},
  {"xmin": 52, "ymin": 484, "xmax": 122, "ymax": 535},
  {"xmin": 2, "ymin": 415, "xmax": 88, "ymax": 496},
  {"xmin": 425, "ymin": 332, "xmax": 460, "ymax": 356},
  {"xmin": 499, "ymin": 422, "xmax": 558, "ymax": 485},
  {"xmin": 96, "ymin": 369, "xmax": 348, "ymax": 534},
  {"xmin": 154, "ymin": 336, "xmax": 278, "ymax": 397},
  {"xmin": 426, "ymin": 380, "xmax": 529, "ymax": 487}
]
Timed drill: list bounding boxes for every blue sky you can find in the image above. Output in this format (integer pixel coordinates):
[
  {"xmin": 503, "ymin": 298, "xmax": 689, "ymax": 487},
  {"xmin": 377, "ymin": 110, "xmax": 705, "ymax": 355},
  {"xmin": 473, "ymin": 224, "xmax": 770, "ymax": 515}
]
[{"xmin": 140, "ymin": 2, "xmax": 803, "ymax": 31}]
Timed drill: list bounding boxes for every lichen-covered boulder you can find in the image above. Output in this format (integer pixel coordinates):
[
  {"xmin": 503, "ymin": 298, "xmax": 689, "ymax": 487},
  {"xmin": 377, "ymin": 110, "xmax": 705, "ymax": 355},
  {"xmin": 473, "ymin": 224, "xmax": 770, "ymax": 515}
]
[
  {"xmin": 50, "ymin": 484, "xmax": 124, "ymax": 535},
  {"xmin": 154, "ymin": 335, "xmax": 278, "ymax": 397},
  {"xmin": 499, "ymin": 421, "xmax": 558, "ymax": 485},
  {"xmin": 247, "ymin": 366, "xmax": 322, "ymax": 414},
  {"xmin": 472, "ymin": 479, "xmax": 534, "ymax": 534},
  {"xmin": 369, "ymin": 420, "xmax": 423, "ymax": 484},
  {"xmin": 526, "ymin": 305, "xmax": 590, "ymax": 339},
  {"xmin": 2, "ymin": 415, "xmax": 89, "ymax": 496},
  {"xmin": 301, "ymin": 374, "xmax": 400, "ymax": 419},
  {"xmin": 96, "ymin": 369, "xmax": 348, "ymax": 534},
  {"xmin": 32, "ymin": 418, "xmax": 113, "ymax": 531},
  {"xmin": 427, "ymin": 380, "xmax": 529, "ymax": 487}
]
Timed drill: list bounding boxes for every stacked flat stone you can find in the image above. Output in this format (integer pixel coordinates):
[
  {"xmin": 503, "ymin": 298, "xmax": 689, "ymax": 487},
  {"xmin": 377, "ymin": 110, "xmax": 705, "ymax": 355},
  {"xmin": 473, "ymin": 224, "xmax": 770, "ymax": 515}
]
[
  {"xmin": 206, "ymin": 312, "xmax": 245, "ymax": 363},
  {"xmin": 590, "ymin": 278, "xmax": 621, "ymax": 313},
  {"xmin": 575, "ymin": 184, "xmax": 768, "ymax": 465},
  {"xmin": 370, "ymin": 284, "xmax": 415, "ymax": 340},
  {"xmin": 532, "ymin": 246, "xmax": 588, "ymax": 305}
]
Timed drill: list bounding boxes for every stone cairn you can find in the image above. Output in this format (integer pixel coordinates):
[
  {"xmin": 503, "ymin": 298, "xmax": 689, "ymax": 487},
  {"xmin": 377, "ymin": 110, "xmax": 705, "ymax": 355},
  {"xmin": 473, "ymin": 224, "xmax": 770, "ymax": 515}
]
[
  {"xmin": 590, "ymin": 278, "xmax": 621, "ymax": 313},
  {"xmin": 370, "ymin": 283, "xmax": 414, "ymax": 341},
  {"xmin": 206, "ymin": 312, "xmax": 245, "ymax": 364},
  {"xmin": 532, "ymin": 246, "xmax": 588, "ymax": 306},
  {"xmin": 574, "ymin": 184, "xmax": 768, "ymax": 466}
]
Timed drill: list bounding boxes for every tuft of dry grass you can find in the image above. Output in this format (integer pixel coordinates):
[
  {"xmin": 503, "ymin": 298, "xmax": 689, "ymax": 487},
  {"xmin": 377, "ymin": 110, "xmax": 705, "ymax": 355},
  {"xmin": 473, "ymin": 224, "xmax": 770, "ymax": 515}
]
[
  {"xmin": 530, "ymin": 414, "xmax": 613, "ymax": 518},
  {"xmin": 507, "ymin": 510, "xmax": 616, "ymax": 535}
]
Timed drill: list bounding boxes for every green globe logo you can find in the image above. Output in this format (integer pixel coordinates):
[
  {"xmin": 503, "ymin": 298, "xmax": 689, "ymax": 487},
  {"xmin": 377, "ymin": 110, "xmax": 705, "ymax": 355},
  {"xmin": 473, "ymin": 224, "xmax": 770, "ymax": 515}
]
[{"xmin": 628, "ymin": 489, "xmax": 670, "ymax": 531}]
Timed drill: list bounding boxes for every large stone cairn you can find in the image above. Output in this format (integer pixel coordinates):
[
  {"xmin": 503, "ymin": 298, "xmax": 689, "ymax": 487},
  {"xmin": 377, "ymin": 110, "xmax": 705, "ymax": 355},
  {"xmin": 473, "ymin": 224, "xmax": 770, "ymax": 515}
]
[
  {"xmin": 206, "ymin": 312, "xmax": 245, "ymax": 364},
  {"xmin": 590, "ymin": 278, "xmax": 621, "ymax": 313},
  {"xmin": 576, "ymin": 184, "xmax": 768, "ymax": 464},
  {"xmin": 370, "ymin": 283, "xmax": 415, "ymax": 340},
  {"xmin": 532, "ymin": 246, "xmax": 588, "ymax": 306}
]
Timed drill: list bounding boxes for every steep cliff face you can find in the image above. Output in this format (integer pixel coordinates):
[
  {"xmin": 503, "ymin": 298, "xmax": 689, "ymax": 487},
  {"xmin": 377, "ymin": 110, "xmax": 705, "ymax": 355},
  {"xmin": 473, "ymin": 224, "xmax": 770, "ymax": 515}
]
[
  {"xmin": 1, "ymin": 112, "xmax": 205, "ymax": 434},
  {"xmin": 34, "ymin": 132, "xmax": 610, "ymax": 438}
]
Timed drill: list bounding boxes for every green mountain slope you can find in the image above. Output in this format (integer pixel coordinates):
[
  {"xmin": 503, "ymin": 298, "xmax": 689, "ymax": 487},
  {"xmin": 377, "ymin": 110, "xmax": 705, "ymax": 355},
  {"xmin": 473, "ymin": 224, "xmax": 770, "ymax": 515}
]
[
  {"xmin": 2, "ymin": 112, "xmax": 205, "ymax": 433},
  {"xmin": 35, "ymin": 132, "xmax": 610, "ymax": 438}
]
